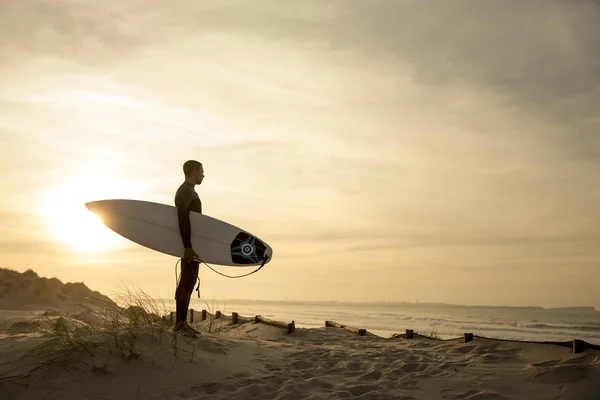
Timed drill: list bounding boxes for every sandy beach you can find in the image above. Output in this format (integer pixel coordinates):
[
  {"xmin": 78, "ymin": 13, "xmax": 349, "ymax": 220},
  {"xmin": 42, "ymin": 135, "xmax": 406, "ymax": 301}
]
[{"xmin": 1, "ymin": 268, "xmax": 599, "ymax": 400}]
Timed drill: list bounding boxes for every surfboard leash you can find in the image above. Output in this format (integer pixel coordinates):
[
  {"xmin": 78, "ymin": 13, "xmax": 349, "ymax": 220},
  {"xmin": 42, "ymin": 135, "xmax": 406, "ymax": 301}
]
[
  {"xmin": 175, "ymin": 254, "xmax": 270, "ymax": 298},
  {"xmin": 196, "ymin": 254, "xmax": 270, "ymax": 279}
]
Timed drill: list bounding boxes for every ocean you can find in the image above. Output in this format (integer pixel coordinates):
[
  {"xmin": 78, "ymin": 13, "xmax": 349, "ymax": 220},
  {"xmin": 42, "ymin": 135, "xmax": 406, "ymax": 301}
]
[{"xmin": 183, "ymin": 299, "xmax": 600, "ymax": 345}]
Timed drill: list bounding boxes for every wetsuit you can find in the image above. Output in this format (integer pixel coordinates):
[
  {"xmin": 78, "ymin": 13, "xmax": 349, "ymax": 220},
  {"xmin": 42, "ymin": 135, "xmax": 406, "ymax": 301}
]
[{"xmin": 174, "ymin": 181, "xmax": 202, "ymax": 322}]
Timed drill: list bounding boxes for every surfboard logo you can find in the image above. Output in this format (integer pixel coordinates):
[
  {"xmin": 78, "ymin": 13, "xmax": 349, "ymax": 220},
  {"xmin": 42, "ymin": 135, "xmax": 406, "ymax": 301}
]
[
  {"xmin": 230, "ymin": 232, "xmax": 267, "ymax": 264},
  {"xmin": 241, "ymin": 244, "xmax": 254, "ymax": 255}
]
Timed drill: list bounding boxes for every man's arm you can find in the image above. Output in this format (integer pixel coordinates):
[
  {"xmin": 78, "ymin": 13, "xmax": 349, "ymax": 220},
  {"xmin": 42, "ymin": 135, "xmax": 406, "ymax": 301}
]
[{"xmin": 175, "ymin": 192, "xmax": 193, "ymax": 249}]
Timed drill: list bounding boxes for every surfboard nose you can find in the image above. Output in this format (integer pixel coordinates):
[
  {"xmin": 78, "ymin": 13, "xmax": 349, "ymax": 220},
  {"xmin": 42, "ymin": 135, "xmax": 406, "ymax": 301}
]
[
  {"xmin": 85, "ymin": 200, "xmax": 112, "ymax": 217},
  {"xmin": 85, "ymin": 200, "xmax": 101, "ymax": 214}
]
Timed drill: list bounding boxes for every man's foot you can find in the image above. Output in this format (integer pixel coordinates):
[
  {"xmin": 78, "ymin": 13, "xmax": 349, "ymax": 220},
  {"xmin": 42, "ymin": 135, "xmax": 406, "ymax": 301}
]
[
  {"xmin": 173, "ymin": 320, "xmax": 198, "ymax": 338},
  {"xmin": 185, "ymin": 321, "xmax": 201, "ymax": 335}
]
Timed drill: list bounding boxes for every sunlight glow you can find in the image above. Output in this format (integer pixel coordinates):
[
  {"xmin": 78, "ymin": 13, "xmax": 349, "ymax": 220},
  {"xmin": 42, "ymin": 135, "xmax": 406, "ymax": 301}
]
[
  {"xmin": 26, "ymin": 87, "xmax": 228, "ymax": 143},
  {"xmin": 36, "ymin": 173, "xmax": 138, "ymax": 254},
  {"xmin": 28, "ymin": 89, "xmax": 148, "ymax": 110}
]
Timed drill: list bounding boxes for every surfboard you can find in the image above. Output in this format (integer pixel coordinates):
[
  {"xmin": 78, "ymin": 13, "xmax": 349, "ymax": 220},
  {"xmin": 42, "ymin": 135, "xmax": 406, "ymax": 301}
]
[{"xmin": 85, "ymin": 199, "xmax": 273, "ymax": 267}]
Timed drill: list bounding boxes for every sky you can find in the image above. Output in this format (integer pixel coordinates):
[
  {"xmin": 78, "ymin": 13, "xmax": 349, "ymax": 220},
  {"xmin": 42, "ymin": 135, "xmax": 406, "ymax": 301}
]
[{"xmin": 1, "ymin": 0, "xmax": 599, "ymax": 308}]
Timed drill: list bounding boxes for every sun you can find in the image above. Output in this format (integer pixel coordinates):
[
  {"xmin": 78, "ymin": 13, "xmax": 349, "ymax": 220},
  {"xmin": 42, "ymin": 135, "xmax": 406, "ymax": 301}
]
[
  {"xmin": 41, "ymin": 201, "xmax": 126, "ymax": 253},
  {"xmin": 37, "ymin": 179, "xmax": 132, "ymax": 254}
]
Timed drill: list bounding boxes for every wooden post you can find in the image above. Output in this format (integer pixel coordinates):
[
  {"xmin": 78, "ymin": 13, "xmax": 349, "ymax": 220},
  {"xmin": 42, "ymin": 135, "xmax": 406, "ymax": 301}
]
[
  {"xmin": 325, "ymin": 320, "xmax": 343, "ymax": 328},
  {"xmin": 169, "ymin": 312, "xmax": 174, "ymax": 324},
  {"xmin": 201, "ymin": 309, "xmax": 207, "ymax": 321},
  {"xmin": 406, "ymin": 329, "xmax": 414, "ymax": 339},
  {"xmin": 573, "ymin": 339, "xmax": 585, "ymax": 354},
  {"xmin": 325, "ymin": 320, "xmax": 366, "ymax": 336},
  {"xmin": 232, "ymin": 312, "xmax": 238, "ymax": 325},
  {"xmin": 255, "ymin": 315, "xmax": 294, "ymax": 334},
  {"xmin": 189, "ymin": 309, "xmax": 194, "ymax": 323},
  {"xmin": 464, "ymin": 333, "xmax": 473, "ymax": 343}
]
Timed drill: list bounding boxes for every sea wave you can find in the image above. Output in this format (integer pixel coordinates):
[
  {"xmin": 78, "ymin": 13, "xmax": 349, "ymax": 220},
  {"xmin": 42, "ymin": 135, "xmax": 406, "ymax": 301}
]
[{"xmin": 185, "ymin": 299, "xmax": 600, "ymax": 344}]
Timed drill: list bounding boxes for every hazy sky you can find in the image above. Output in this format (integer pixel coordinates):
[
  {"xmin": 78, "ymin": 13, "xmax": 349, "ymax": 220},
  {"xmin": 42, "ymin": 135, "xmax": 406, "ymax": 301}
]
[{"xmin": 1, "ymin": 0, "xmax": 599, "ymax": 308}]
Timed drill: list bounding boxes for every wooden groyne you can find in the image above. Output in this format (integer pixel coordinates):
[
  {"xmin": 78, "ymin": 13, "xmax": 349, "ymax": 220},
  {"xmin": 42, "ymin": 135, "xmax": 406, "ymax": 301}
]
[
  {"xmin": 392, "ymin": 329, "xmax": 599, "ymax": 354},
  {"xmin": 325, "ymin": 320, "xmax": 367, "ymax": 336},
  {"xmin": 255, "ymin": 315, "xmax": 296, "ymax": 334},
  {"xmin": 164, "ymin": 310, "xmax": 599, "ymax": 353},
  {"xmin": 167, "ymin": 309, "xmax": 295, "ymax": 335}
]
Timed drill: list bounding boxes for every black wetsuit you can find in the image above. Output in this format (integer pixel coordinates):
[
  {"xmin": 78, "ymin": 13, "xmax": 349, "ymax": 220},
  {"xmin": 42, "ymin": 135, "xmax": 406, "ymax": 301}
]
[{"xmin": 174, "ymin": 181, "xmax": 202, "ymax": 322}]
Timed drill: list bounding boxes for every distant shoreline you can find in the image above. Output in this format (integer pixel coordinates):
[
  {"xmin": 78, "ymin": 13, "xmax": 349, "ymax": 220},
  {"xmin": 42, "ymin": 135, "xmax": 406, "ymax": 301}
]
[{"xmin": 179, "ymin": 298, "xmax": 598, "ymax": 312}]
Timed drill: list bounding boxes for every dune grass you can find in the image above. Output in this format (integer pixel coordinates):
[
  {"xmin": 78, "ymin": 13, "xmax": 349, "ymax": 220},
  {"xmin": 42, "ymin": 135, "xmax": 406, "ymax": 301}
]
[
  {"xmin": 416, "ymin": 324, "xmax": 441, "ymax": 340},
  {"xmin": 0, "ymin": 281, "xmax": 207, "ymax": 392}
]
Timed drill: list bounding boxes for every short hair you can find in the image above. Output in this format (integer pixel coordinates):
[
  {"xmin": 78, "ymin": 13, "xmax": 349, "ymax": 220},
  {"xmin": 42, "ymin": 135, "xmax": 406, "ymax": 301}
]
[{"xmin": 183, "ymin": 160, "xmax": 202, "ymax": 176}]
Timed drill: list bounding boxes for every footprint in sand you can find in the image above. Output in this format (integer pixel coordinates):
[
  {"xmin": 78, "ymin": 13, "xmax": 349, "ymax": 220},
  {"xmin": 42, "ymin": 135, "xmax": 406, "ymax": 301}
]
[
  {"xmin": 360, "ymin": 369, "xmax": 383, "ymax": 381},
  {"xmin": 400, "ymin": 379, "xmax": 420, "ymax": 390},
  {"xmin": 189, "ymin": 382, "xmax": 224, "ymax": 395},
  {"xmin": 231, "ymin": 382, "xmax": 275, "ymax": 398},
  {"xmin": 290, "ymin": 360, "xmax": 313, "ymax": 370},
  {"xmin": 399, "ymin": 362, "xmax": 429, "ymax": 373},
  {"xmin": 559, "ymin": 354, "xmax": 598, "ymax": 365},
  {"xmin": 529, "ymin": 353, "xmax": 598, "ymax": 385},
  {"xmin": 480, "ymin": 347, "xmax": 522, "ymax": 362},
  {"xmin": 480, "ymin": 353, "xmax": 514, "ymax": 363},
  {"xmin": 276, "ymin": 376, "xmax": 335, "ymax": 396},
  {"xmin": 265, "ymin": 363, "xmax": 282, "ymax": 372},
  {"xmin": 335, "ymin": 391, "xmax": 353, "ymax": 399},
  {"xmin": 440, "ymin": 361, "xmax": 471, "ymax": 370},
  {"xmin": 347, "ymin": 384, "xmax": 378, "ymax": 397},
  {"xmin": 453, "ymin": 345, "xmax": 479, "ymax": 355},
  {"xmin": 305, "ymin": 376, "xmax": 336, "ymax": 390},
  {"xmin": 388, "ymin": 367, "xmax": 406, "ymax": 378},
  {"xmin": 440, "ymin": 389, "xmax": 508, "ymax": 400},
  {"xmin": 345, "ymin": 360, "xmax": 363, "ymax": 371},
  {"xmin": 531, "ymin": 359, "xmax": 561, "ymax": 368},
  {"xmin": 533, "ymin": 364, "xmax": 594, "ymax": 384}
]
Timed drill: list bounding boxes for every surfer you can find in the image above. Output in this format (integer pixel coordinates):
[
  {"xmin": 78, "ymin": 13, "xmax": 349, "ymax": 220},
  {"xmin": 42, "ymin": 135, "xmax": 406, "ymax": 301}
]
[{"xmin": 173, "ymin": 160, "xmax": 205, "ymax": 337}]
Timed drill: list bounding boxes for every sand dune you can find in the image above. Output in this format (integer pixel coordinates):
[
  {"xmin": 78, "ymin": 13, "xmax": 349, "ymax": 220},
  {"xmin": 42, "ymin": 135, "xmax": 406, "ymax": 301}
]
[
  {"xmin": 0, "ymin": 269, "xmax": 599, "ymax": 399},
  {"xmin": 0, "ymin": 268, "xmax": 115, "ymax": 311}
]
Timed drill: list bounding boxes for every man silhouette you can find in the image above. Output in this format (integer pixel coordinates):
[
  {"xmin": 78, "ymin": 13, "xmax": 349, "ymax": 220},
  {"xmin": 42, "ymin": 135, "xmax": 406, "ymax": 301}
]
[{"xmin": 173, "ymin": 160, "xmax": 204, "ymax": 337}]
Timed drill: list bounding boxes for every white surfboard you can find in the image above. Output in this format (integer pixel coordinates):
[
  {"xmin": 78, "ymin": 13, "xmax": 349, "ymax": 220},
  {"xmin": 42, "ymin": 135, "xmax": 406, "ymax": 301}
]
[{"xmin": 85, "ymin": 199, "xmax": 273, "ymax": 267}]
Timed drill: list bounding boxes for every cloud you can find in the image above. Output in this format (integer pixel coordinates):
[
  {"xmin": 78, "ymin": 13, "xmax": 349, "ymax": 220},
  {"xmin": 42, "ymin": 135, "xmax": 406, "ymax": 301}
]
[
  {"xmin": 0, "ymin": 0, "xmax": 153, "ymax": 66},
  {"xmin": 107, "ymin": 1, "xmax": 598, "ymax": 106},
  {"xmin": 4, "ymin": 0, "xmax": 598, "ymax": 116},
  {"xmin": 0, "ymin": 238, "xmax": 63, "ymax": 254},
  {"xmin": 150, "ymin": 1, "xmax": 600, "ymax": 159},
  {"xmin": 274, "ymin": 227, "xmax": 600, "ymax": 251}
]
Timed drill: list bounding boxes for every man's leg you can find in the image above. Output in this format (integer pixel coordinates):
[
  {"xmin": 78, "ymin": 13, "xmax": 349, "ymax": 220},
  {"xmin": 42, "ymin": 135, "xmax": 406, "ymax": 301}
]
[
  {"xmin": 183, "ymin": 261, "xmax": 200, "ymax": 333},
  {"xmin": 181, "ymin": 261, "xmax": 199, "ymax": 320},
  {"xmin": 174, "ymin": 259, "xmax": 199, "ymax": 334}
]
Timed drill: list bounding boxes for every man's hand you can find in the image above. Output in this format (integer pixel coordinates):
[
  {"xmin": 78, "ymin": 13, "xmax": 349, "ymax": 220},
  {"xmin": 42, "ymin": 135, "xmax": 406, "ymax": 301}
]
[{"xmin": 184, "ymin": 247, "xmax": 199, "ymax": 261}]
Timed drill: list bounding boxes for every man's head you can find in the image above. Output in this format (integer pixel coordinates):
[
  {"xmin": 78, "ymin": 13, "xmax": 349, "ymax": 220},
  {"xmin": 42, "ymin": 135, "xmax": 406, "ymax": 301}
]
[{"xmin": 183, "ymin": 160, "xmax": 204, "ymax": 185}]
